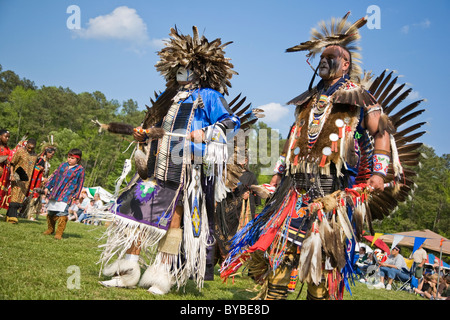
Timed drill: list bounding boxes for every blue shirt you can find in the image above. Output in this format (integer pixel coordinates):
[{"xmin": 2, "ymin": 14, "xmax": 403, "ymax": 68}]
[{"xmin": 164, "ymin": 87, "xmax": 241, "ymax": 156}]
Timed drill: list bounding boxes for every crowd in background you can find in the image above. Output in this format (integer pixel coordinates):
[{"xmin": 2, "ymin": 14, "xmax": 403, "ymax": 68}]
[
  {"xmin": 0, "ymin": 128, "xmax": 105, "ymax": 237},
  {"xmin": 354, "ymin": 244, "xmax": 449, "ymax": 300}
]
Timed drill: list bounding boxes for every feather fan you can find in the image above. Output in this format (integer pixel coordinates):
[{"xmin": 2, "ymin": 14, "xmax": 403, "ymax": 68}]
[{"xmin": 355, "ymin": 69, "xmax": 426, "ymax": 228}]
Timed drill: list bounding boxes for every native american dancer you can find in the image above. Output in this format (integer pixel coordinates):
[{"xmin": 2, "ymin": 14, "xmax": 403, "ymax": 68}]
[
  {"xmin": 20, "ymin": 139, "xmax": 57, "ymax": 220},
  {"xmin": 0, "ymin": 133, "xmax": 30, "ymax": 211},
  {"xmin": 5, "ymin": 138, "xmax": 38, "ymax": 224},
  {"xmin": 220, "ymin": 13, "xmax": 425, "ymax": 300},
  {"xmin": 96, "ymin": 26, "xmax": 263, "ymax": 295},
  {"xmin": 0, "ymin": 129, "xmax": 12, "ymax": 210},
  {"xmin": 43, "ymin": 148, "xmax": 85, "ymax": 240},
  {"xmin": 214, "ymin": 153, "xmax": 262, "ymax": 266}
]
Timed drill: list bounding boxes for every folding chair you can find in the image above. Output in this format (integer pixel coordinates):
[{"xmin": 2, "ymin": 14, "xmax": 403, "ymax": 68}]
[
  {"xmin": 393, "ymin": 258, "xmax": 418, "ymax": 292},
  {"xmin": 356, "ymin": 253, "xmax": 378, "ymax": 283}
]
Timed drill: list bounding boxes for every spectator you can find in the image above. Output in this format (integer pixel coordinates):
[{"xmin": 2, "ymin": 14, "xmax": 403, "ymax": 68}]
[
  {"xmin": 356, "ymin": 247, "xmax": 369, "ymax": 265},
  {"xmin": 433, "ymin": 261, "xmax": 445, "ymax": 277},
  {"xmin": 43, "ymin": 148, "xmax": 85, "ymax": 240},
  {"xmin": 40, "ymin": 195, "xmax": 49, "ymax": 216},
  {"xmin": 438, "ymin": 275, "xmax": 450, "ymax": 300},
  {"xmin": 373, "ymin": 246, "xmax": 408, "ymax": 290},
  {"xmin": 355, "ymin": 247, "xmax": 370, "ymax": 281},
  {"xmin": 76, "ymin": 199, "xmax": 94, "ymax": 223},
  {"xmin": 92, "ymin": 192, "xmax": 103, "ymax": 209},
  {"xmin": 76, "ymin": 193, "xmax": 103, "ymax": 223},
  {"xmin": 411, "ymin": 244, "xmax": 427, "ymax": 279},
  {"xmin": 414, "ymin": 273, "xmax": 436, "ymax": 299},
  {"xmin": 70, "ymin": 190, "xmax": 89, "ymax": 222},
  {"xmin": 68, "ymin": 198, "xmax": 80, "ymax": 221},
  {"xmin": 76, "ymin": 199, "xmax": 93, "ymax": 223}
]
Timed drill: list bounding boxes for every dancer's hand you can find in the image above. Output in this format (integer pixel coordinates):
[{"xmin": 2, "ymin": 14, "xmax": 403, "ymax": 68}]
[
  {"xmin": 190, "ymin": 130, "xmax": 204, "ymax": 143},
  {"xmin": 368, "ymin": 174, "xmax": 385, "ymax": 192},
  {"xmin": 269, "ymin": 174, "xmax": 282, "ymax": 188},
  {"xmin": 133, "ymin": 127, "xmax": 147, "ymax": 142}
]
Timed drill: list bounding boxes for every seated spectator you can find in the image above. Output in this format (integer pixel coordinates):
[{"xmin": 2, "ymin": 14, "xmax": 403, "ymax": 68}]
[
  {"xmin": 40, "ymin": 195, "xmax": 49, "ymax": 216},
  {"xmin": 355, "ymin": 247, "xmax": 370, "ymax": 280},
  {"xmin": 356, "ymin": 247, "xmax": 369, "ymax": 266},
  {"xmin": 414, "ymin": 273, "xmax": 439, "ymax": 299},
  {"xmin": 92, "ymin": 192, "xmax": 103, "ymax": 209},
  {"xmin": 373, "ymin": 246, "xmax": 408, "ymax": 290},
  {"xmin": 432, "ymin": 261, "xmax": 445, "ymax": 277},
  {"xmin": 438, "ymin": 275, "xmax": 450, "ymax": 300},
  {"xmin": 358, "ymin": 251, "xmax": 377, "ymax": 283},
  {"xmin": 414, "ymin": 274, "xmax": 432, "ymax": 298},
  {"xmin": 68, "ymin": 198, "xmax": 80, "ymax": 221},
  {"xmin": 76, "ymin": 199, "xmax": 94, "ymax": 223},
  {"xmin": 76, "ymin": 190, "xmax": 90, "ymax": 214},
  {"xmin": 75, "ymin": 193, "xmax": 104, "ymax": 224}
]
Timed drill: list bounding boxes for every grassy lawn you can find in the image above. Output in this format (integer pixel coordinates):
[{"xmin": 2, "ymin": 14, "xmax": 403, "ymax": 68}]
[{"xmin": 0, "ymin": 212, "xmax": 426, "ymax": 301}]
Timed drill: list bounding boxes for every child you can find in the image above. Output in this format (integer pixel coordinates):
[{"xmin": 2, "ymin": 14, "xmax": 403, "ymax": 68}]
[
  {"xmin": 44, "ymin": 149, "xmax": 85, "ymax": 240},
  {"xmin": 68, "ymin": 198, "xmax": 80, "ymax": 221}
]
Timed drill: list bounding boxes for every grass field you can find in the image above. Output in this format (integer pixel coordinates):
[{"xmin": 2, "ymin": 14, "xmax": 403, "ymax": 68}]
[{"xmin": 0, "ymin": 212, "xmax": 426, "ymax": 302}]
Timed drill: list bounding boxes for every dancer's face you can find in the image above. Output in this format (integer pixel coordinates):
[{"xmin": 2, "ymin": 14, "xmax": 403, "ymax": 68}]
[
  {"xmin": 46, "ymin": 150, "xmax": 55, "ymax": 159},
  {"xmin": 318, "ymin": 45, "xmax": 350, "ymax": 81},
  {"xmin": 67, "ymin": 155, "xmax": 79, "ymax": 166},
  {"xmin": 0, "ymin": 132, "xmax": 10, "ymax": 145},
  {"xmin": 176, "ymin": 67, "xmax": 195, "ymax": 84},
  {"xmin": 26, "ymin": 143, "xmax": 35, "ymax": 154}
]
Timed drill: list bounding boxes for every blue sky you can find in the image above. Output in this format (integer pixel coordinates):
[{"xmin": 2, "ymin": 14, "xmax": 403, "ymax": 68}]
[{"xmin": 0, "ymin": 0, "xmax": 449, "ymax": 156}]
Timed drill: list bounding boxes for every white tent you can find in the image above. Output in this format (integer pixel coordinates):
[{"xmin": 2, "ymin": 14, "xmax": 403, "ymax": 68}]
[
  {"xmin": 83, "ymin": 186, "xmax": 115, "ymax": 203},
  {"xmin": 355, "ymin": 242, "xmax": 373, "ymax": 253}
]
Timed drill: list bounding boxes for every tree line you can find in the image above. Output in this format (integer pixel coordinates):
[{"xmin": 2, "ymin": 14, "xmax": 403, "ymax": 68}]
[
  {"xmin": 1, "ymin": 64, "xmax": 448, "ymax": 240},
  {"xmin": 0, "ymin": 64, "xmax": 144, "ymax": 191}
]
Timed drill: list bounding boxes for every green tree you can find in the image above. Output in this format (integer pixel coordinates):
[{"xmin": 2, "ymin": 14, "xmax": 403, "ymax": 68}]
[
  {"xmin": 248, "ymin": 121, "xmax": 286, "ymax": 184},
  {"xmin": 0, "ymin": 64, "xmax": 36, "ymax": 102}
]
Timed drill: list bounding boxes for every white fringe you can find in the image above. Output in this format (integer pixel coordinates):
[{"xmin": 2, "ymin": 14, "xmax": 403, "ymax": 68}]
[
  {"xmin": 182, "ymin": 168, "xmax": 210, "ymax": 291},
  {"xmin": 204, "ymin": 141, "xmax": 229, "ymax": 203},
  {"xmin": 97, "ymin": 214, "xmax": 166, "ymax": 275}
]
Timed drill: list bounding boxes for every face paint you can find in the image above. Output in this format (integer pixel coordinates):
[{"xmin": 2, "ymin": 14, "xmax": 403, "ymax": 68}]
[
  {"xmin": 176, "ymin": 67, "xmax": 194, "ymax": 83},
  {"xmin": 327, "ymin": 57, "xmax": 341, "ymax": 79},
  {"xmin": 318, "ymin": 46, "xmax": 348, "ymax": 81}
]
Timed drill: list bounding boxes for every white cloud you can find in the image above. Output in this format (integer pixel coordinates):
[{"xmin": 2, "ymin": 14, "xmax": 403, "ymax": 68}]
[
  {"xmin": 72, "ymin": 6, "xmax": 164, "ymax": 51},
  {"xmin": 257, "ymin": 102, "xmax": 290, "ymax": 123},
  {"xmin": 401, "ymin": 19, "xmax": 431, "ymax": 34}
]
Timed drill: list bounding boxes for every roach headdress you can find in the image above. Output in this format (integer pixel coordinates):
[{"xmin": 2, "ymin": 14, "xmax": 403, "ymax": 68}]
[
  {"xmin": 39, "ymin": 135, "xmax": 58, "ymax": 154},
  {"xmin": 286, "ymin": 12, "xmax": 366, "ymax": 80},
  {"xmin": 155, "ymin": 26, "xmax": 238, "ymax": 95}
]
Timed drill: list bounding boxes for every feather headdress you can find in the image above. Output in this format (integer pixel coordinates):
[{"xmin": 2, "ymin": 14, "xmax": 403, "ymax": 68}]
[
  {"xmin": 155, "ymin": 26, "xmax": 238, "ymax": 95},
  {"xmin": 286, "ymin": 12, "xmax": 366, "ymax": 79},
  {"xmin": 39, "ymin": 135, "xmax": 58, "ymax": 153}
]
